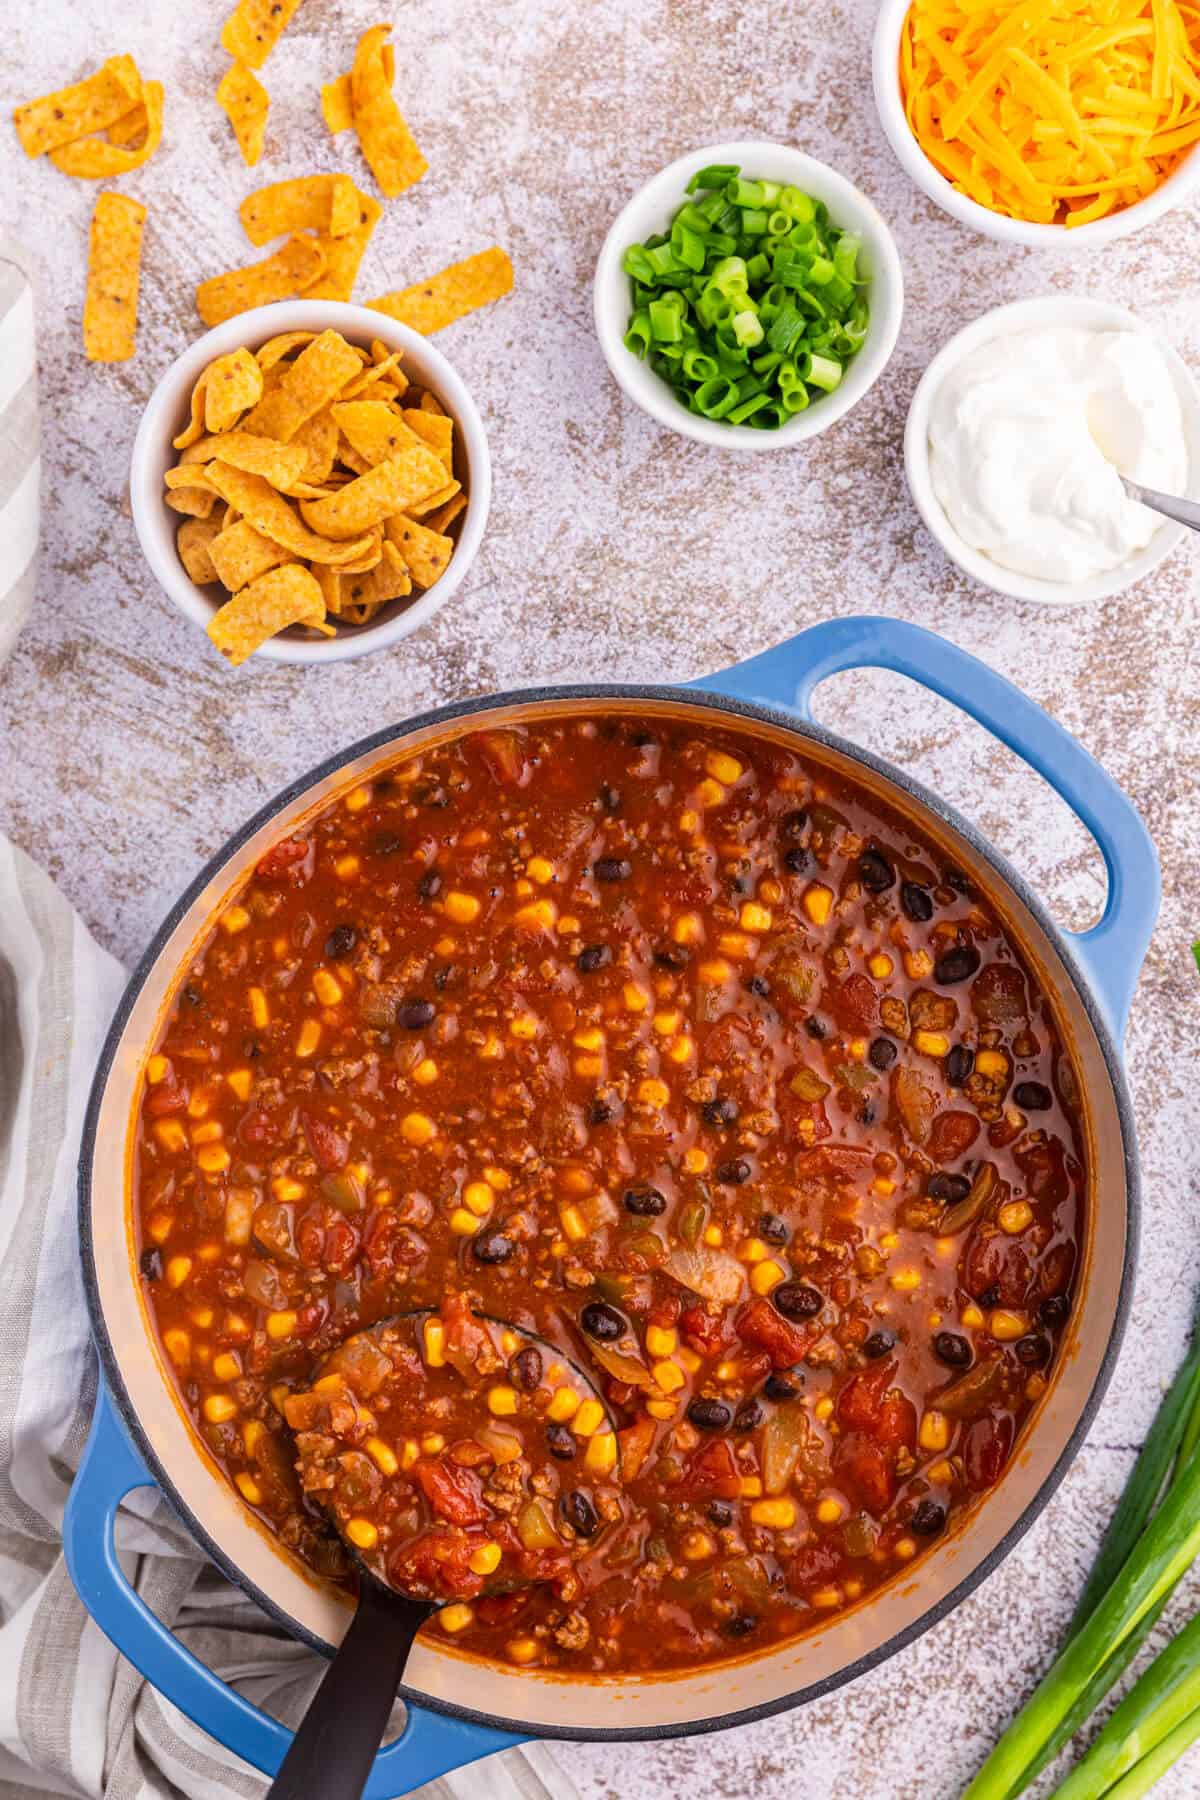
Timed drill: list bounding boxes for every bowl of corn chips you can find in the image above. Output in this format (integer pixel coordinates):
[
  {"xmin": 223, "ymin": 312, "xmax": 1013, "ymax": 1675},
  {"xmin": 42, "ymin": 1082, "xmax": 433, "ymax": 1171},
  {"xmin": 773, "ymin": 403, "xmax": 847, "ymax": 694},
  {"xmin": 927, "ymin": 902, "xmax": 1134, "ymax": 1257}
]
[{"xmin": 131, "ymin": 300, "xmax": 491, "ymax": 666}]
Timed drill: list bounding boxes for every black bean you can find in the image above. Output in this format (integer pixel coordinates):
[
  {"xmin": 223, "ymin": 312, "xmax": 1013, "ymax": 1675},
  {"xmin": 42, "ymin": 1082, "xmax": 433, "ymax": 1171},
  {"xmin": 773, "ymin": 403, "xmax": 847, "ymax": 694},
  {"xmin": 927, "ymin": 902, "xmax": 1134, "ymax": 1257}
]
[
  {"xmin": 588, "ymin": 1097, "xmax": 617, "ymax": 1125},
  {"xmin": 779, "ymin": 810, "xmax": 809, "ymax": 844},
  {"xmin": 471, "ymin": 1231, "xmax": 514, "ymax": 1265},
  {"xmin": 325, "ymin": 923, "xmax": 358, "ymax": 959},
  {"xmin": 934, "ymin": 945, "xmax": 981, "ymax": 985},
  {"xmin": 805, "ymin": 1015, "xmax": 827, "ymax": 1040},
  {"xmin": 764, "ymin": 1371, "xmax": 801, "ymax": 1401},
  {"xmin": 859, "ymin": 848, "xmax": 895, "ymax": 891},
  {"xmin": 707, "ymin": 1500, "xmax": 734, "ymax": 1528},
  {"xmin": 716, "ymin": 1159, "xmax": 752, "ymax": 1186},
  {"xmin": 561, "ymin": 1491, "xmax": 599, "ymax": 1538},
  {"xmin": 432, "ymin": 964, "xmax": 456, "ymax": 991},
  {"xmin": 182, "ymin": 984, "xmax": 202, "ymax": 1007},
  {"xmin": 746, "ymin": 975, "xmax": 771, "ymax": 998},
  {"xmin": 911, "ymin": 1500, "xmax": 946, "ymax": 1537},
  {"xmin": 594, "ymin": 857, "xmax": 632, "ymax": 882},
  {"xmin": 577, "ymin": 944, "xmax": 612, "ymax": 974},
  {"xmin": 509, "ymin": 1347, "xmax": 543, "ymax": 1391},
  {"xmin": 868, "ymin": 1035, "xmax": 898, "ymax": 1071},
  {"xmin": 139, "ymin": 1248, "xmax": 163, "ymax": 1282},
  {"xmin": 598, "ymin": 783, "xmax": 621, "ymax": 814},
  {"xmin": 901, "ymin": 881, "xmax": 934, "ymax": 922},
  {"xmin": 978, "ymin": 1285, "xmax": 1001, "ymax": 1310},
  {"xmin": 702, "ymin": 1095, "xmax": 739, "ymax": 1127},
  {"xmin": 733, "ymin": 1399, "xmax": 764, "ymax": 1432},
  {"xmin": 773, "ymin": 1281, "xmax": 822, "ymax": 1321},
  {"xmin": 546, "ymin": 1423, "xmax": 578, "ymax": 1460},
  {"xmin": 944, "ymin": 868, "xmax": 971, "ymax": 894},
  {"xmin": 417, "ymin": 870, "xmax": 442, "ymax": 901},
  {"xmin": 782, "ymin": 848, "xmax": 809, "ymax": 874},
  {"xmin": 758, "ymin": 1212, "xmax": 790, "ymax": 1246},
  {"xmin": 928, "ymin": 1172, "xmax": 971, "ymax": 1203},
  {"xmin": 1014, "ymin": 1081, "xmax": 1052, "ymax": 1111},
  {"xmin": 1016, "ymin": 1334, "xmax": 1052, "ymax": 1367},
  {"xmin": 581, "ymin": 1301, "xmax": 626, "ymax": 1341},
  {"xmin": 371, "ymin": 831, "xmax": 403, "ymax": 856},
  {"xmin": 857, "ymin": 1102, "xmax": 877, "ymax": 1127},
  {"xmin": 1040, "ymin": 1294, "xmax": 1071, "ymax": 1328},
  {"xmin": 624, "ymin": 1186, "xmax": 666, "ymax": 1216},
  {"xmin": 724, "ymin": 1613, "xmax": 759, "ymax": 1638},
  {"xmin": 863, "ymin": 1330, "xmax": 896, "ymax": 1360},
  {"xmin": 946, "ymin": 1045, "xmax": 975, "ymax": 1087},
  {"xmin": 687, "ymin": 1398, "xmax": 733, "ymax": 1431},
  {"xmin": 629, "ymin": 730, "xmax": 656, "ymax": 748},
  {"xmin": 654, "ymin": 944, "xmax": 691, "ymax": 970},
  {"xmin": 396, "ymin": 997, "xmax": 435, "ymax": 1030},
  {"xmin": 934, "ymin": 1332, "xmax": 972, "ymax": 1368}
]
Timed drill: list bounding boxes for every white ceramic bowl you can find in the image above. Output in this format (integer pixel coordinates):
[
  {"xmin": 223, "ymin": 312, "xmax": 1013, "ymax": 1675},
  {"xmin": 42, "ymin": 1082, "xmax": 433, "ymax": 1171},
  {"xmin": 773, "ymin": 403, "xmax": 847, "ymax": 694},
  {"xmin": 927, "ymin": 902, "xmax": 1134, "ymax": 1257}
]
[
  {"xmin": 905, "ymin": 295, "xmax": 1200, "ymax": 606},
  {"xmin": 593, "ymin": 140, "xmax": 904, "ymax": 450},
  {"xmin": 873, "ymin": 0, "xmax": 1200, "ymax": 248},
  {"xmin": 130, "ymin": 300, "xmax": 491, "ymax": 666}
]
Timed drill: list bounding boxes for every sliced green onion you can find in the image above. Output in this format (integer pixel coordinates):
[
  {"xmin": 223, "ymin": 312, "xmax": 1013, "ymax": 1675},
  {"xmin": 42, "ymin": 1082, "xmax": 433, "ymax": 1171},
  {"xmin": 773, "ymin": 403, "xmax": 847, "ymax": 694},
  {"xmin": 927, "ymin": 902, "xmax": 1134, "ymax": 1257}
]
[
  {"xmin": 681, "ymin": 347, "xmax": 719, "ymax": 382},
  {"xmin": 693, "ymin": 376, "xmax": 739, "ymax": 418},
  {"xmin": 739, "ymin": 208, "xmax": 769, "ymax": 235},
  {"xmin": 648, "ymin": 300, "xmax": 683, "ymax": 343},
  {"xmin": 686, "ymin": 162, "xmax": 738, "ymax": 192},
  {"xmin": 726, "ymin": 391, "xmax": 771, "ymax": 423},
  {"xmin": 671, "ymin": 221, "xmax": 707, "ymax": 272},
  {"xmin": 731, "ymin": 309, "xmax": 764, "ymax": 349},
  {"xmin": 727, "ymin": 177, "xmax": 766, "ymax": 207},
  {"xmin": 623, "ymin": 312, "xmax": 652, "ymax": 357},
  {"xmin": 807, "ymin": 353, "xmax": 843, "ymax": 392}
]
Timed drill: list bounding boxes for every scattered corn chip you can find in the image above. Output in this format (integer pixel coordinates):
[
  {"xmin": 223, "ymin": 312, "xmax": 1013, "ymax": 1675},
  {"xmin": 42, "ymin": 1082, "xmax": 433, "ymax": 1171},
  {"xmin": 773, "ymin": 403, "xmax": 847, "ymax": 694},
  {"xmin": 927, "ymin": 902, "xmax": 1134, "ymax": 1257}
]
[
  {"xmin": 300, "ymin": 191, "xmax": 382, "ymax": 301},
  {"xmin": 239, "ymin": 173, "xmax": 360, "ymax": 246},
  {"xmin": 299, "ymin": 448, "xmax": 446, "ymax": 537},
  {"xmin": 243, "ymin": 328, "xmax": 363, "ymax": 440},
  {"xmin": 14, "ymin": 54, "xmax": 141, "ymax": 157},
  {"xmin": 220, "ymin": 0, "xmax": 304, "ymax": 71},
  {"xmin": 368, "ymin": 247, "xmax": 513, "ymax": 333},
  {"xmin": 209, "ymin": 519, "xmax": 293, "ymax": 589},
  {"xmin": 107, "ymin": 98, "xmax": 154, "ymax": 149},
  {"xmin": 204, "ymin": 461, "xmax": 376, "ymax": 563},
  {"xmin": 176, "ymin": 516, "xmax": 223, "ymax": 584},
  {"xmin": 321, "ymin": 42, "xmax": 393, "ymax": 135},
  {"xmin": 217, "ymin": 63, "xmax": 268, "ymax": 167},
  {"xmin": 83, "ymin": 191, "xmax": 146, "ymax": 362},
  {"xmin": 50, "ymin": 79, "xmax": 163, "ymax": 177},
  {"xmin": 385, "ymin": 514, "xmax": 454, "ymax": 587},
  {"xmin": 195, "ymin": 233, "xmax": 325, "ymax": 327},
  {"xmin": 208, "ymin": 564, "xmax": 329, "ymax": 666},
  {"xmin": 350, "ymin": 24, "xmax": 427, "ymax": 197},
  {"xmin": 203, "ymin": 348, "xmax": 264, "ymax": 433}
]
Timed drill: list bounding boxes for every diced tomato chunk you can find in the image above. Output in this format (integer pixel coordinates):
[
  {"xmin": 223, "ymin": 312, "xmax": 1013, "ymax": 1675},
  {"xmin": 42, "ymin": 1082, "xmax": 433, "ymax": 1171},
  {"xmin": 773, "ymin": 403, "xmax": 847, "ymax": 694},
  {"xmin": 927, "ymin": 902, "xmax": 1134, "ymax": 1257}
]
[
  {"xmin": 617, "ymin": 1414, "xmax": 657, "ymax": 1482},
  {"xmin": 390, "ymin": 1529, "xmax": 483, "ymax": 1599},
  {"xmin": 679, "ymin": 1304, "xmax": 729, "ymax": 1358},
  {"xmin": 470, "ymin": 729, "xmax": 529, "ymax": 786},
  {"xmin": 963, "ymin": 1412, "xmax": 1014, "ymax": 1492},
  {"xmin": 834, "ymin": 1433, "xmax": 895, "ymax": 1514},
  {"xmin": 256, "ymin": 837, "xmax": 311, "ymax": 881},
  {"xmin": 413, "ymin": 1456, "xmax": 490, "ymax": 1527},
  {"xmin": 837, "ymin": 1359, "xmax": 894, "ymax": 1432},
  {"xmin": 145, "ymin": 1078, "xmax": 189, "ymax": 1118},
  {"xmin": 676, "ymin": 1437, "xmax": 742, "ymax": 1500},
  {"xmin": 826, "ymin": 972, "xmax": 879, "ymax": 1031},
  {"xmin": 787, "ymin": 1537, "xmax": 846, "ymax": 1595},
  {"xmin": 735, "ymin": 1297, "xmax": 811, "ymax": 1369},
  {"xmin": 302, "ymin": 1112, "xmax": 349, "ymax": 1172}
]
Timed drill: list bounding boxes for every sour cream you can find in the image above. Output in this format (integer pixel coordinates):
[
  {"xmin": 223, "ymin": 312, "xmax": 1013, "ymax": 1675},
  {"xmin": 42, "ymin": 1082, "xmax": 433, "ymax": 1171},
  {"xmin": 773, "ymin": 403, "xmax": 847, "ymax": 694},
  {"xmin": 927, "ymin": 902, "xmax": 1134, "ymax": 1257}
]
[{"xmin": 928, "ymin": 327, "xmax": 1187, "ymax": 584}]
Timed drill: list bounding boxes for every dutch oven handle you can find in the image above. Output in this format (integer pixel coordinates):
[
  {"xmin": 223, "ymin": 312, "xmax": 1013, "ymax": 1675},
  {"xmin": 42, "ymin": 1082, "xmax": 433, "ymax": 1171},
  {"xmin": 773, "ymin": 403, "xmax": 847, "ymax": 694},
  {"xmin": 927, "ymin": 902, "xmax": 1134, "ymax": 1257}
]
[
  {"xmin": 63, "ymin": 1384, "xmax": 524, "ymax": 1799},
  {"xmin": 693, "ymin": 614, "xmax": 1160, "ymax": 1042}
]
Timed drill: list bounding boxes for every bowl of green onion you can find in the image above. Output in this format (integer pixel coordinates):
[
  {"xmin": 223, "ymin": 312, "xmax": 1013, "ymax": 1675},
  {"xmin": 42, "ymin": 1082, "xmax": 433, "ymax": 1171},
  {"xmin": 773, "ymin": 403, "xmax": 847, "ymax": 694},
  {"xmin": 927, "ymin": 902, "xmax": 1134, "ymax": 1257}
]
[{"xmin": 594, "ymin": 141, "xmax": 904, "ymax": 448}]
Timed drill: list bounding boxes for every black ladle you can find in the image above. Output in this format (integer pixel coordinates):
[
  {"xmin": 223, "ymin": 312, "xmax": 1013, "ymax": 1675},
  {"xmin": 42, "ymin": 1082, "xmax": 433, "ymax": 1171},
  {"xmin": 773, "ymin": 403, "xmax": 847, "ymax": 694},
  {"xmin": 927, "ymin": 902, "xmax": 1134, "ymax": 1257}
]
[{"xmin": 266, "ymin": 1310, "xmax": 614, "ymax": 1800}]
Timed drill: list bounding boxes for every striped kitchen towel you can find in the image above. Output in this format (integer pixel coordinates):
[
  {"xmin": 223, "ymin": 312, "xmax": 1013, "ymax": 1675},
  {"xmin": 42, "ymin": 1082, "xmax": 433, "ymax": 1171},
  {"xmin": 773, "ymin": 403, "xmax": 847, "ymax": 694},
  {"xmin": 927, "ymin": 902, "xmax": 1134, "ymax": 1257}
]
[{"xmin": 0, "ymin": 238, "xmax": 38, "ymax": 666}]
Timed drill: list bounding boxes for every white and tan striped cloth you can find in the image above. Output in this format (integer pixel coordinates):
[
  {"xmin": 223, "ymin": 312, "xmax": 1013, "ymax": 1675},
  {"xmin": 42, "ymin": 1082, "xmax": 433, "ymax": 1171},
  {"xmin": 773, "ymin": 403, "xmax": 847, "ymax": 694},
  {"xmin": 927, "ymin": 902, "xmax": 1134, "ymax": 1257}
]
[{"xmin": 0, "ymin": 248, "xmax": 575, "ymax": 1800}]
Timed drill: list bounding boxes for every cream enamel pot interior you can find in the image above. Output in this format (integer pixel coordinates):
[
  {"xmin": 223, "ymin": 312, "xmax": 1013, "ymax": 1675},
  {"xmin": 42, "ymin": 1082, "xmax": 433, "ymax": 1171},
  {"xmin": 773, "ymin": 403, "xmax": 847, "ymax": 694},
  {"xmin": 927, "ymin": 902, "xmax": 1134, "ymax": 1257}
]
[{"xmin": 69, "ymin": 617, "xmax": 1156, "ymax": 1797}]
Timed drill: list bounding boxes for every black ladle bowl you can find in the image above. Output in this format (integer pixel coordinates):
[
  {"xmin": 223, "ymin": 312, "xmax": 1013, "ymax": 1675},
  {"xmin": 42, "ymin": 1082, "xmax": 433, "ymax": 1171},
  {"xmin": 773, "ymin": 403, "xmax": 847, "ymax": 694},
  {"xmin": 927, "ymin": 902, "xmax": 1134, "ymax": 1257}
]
[{"xmin": 267, "ymin": 1308, "xmax": 617, "ymax": 1800}]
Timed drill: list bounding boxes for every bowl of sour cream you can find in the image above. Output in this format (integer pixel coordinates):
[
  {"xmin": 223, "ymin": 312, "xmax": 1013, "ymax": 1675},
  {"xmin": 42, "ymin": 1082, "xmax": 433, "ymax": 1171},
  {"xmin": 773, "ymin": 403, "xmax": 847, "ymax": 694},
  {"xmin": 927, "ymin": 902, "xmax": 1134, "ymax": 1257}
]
[{"xmin": 905, "ymin": 296, "xmax": 1200, "ymax": 607}]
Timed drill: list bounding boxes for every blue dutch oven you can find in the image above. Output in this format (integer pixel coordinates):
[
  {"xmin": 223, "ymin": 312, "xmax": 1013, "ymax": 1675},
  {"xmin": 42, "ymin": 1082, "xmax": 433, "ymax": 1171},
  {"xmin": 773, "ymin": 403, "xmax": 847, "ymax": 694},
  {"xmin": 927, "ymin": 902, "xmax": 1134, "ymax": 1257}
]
[{"xmin": 69, "ymin": 616, "xmax": 1158, "ymax": 1795}]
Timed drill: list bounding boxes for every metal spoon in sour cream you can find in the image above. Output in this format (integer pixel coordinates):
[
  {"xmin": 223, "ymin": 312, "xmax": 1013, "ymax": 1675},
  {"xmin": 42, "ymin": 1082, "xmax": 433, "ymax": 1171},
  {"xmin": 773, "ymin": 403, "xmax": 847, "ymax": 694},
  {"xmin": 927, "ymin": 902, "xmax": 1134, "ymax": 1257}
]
[{"xmin": 928, "ymin": 326, "xmax": 1187, "ymax": 585}]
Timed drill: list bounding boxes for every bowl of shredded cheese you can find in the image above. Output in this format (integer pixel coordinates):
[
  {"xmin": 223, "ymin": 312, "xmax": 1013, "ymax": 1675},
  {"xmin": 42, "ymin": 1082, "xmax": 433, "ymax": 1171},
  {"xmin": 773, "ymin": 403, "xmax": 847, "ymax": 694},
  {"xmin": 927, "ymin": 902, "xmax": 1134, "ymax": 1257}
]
[{"xmin": 874, "ymin": 0, "xmax": 1200, "ymax": 245}]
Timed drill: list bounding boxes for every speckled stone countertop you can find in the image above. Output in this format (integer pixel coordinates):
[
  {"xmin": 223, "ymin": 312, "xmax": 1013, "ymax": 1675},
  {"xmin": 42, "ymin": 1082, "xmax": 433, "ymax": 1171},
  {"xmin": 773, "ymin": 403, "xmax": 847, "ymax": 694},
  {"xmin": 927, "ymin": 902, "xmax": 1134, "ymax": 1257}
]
[{"xmin": 3, "ymin": 1, "xmax": 1200, "ymax": 1794}]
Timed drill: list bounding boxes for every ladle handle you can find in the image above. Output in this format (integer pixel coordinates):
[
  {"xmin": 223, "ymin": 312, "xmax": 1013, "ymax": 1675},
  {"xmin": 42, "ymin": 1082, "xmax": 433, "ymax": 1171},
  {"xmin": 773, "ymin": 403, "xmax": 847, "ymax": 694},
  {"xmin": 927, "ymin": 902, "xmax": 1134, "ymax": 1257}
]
[{"xmin": 267, "ymin": 1579, "xmax": 433, "ymax": 1800}]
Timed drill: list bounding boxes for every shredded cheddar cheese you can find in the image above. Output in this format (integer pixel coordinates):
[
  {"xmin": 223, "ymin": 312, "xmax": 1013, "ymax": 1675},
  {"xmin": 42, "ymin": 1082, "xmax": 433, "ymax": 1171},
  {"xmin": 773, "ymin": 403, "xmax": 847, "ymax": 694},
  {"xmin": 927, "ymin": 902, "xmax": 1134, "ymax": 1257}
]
[{"xmin": 899, "ymin": 0, "xmax": 1200, "ymax": 225}]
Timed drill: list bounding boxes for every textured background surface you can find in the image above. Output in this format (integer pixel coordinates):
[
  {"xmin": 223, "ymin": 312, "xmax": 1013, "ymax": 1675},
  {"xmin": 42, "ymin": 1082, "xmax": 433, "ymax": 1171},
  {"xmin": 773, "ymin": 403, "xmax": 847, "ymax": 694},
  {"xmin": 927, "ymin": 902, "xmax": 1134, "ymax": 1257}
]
[{"xmin": 3, "ymin": 0, "xmax": 1200, "ymax": 1794}]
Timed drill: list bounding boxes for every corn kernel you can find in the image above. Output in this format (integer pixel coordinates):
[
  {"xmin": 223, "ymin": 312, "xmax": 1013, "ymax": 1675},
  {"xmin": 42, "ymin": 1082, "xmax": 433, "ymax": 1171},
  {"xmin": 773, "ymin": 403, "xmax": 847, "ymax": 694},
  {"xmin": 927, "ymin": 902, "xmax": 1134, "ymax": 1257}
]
[
  {"xmin": 750, "ymin": 1498, "xmax": 797, "ymax": 1529},
  {"xmin": 197, "ymin": 1145, "xmax": 231, "ymax": 1175},
  {"xmin": 697, "ymin": 778, "xmax": 726, "ymax": 808},
  {"xmin": 162, "ymin": 1329, "xmax": 190, "ymax": 1367},
  {"xmin": 468, "ymin": 1541, "xmax": 503, "ymax": 1577},
  {"xmin": 506, "ymin": 1634, "xmax": 538, "ymax": 1662},
  {"xmin": 221, "ymin": 906, "xmax": 251, "ymax": 936},
  {"xmin": 673, "ymin": 912, "xmax": 703, "ymax": 945},
  {"xmin": 450, "ymin": 1207, "xmax": 480, "ymax": 1235},
  {"xmin": 913, "ymin": 1031, "xmax": 950, "ymax": 1058},
  {"xmin": 668, "ymin": 1036, "xmax": 695, "ymax": 1062},
  {"xmin": 646, "ymin": 1397, "xmax": 677, "ymax": 1420},
  {"xmin": 343, "ymin": 783, "xmax": 372, "ymax": 813},
  {"xmin": 738, "ymin": 1236, "xmax": 769, "ymax": 1264},
  {"xmin": 880, "ymin": 1230, "xmax": 900, "ymax": 1250},
  {"xmin": 975, "ymin": 1048, "xmax": 1008, "ymax": 1079},
  {"xmin": 574, "ymin": 1027, "xmax": 605, "ymax": 1051},
  {"xmin": 623, "ymin": 982, "xmax": 649, "ymax": 1013},
  {"xmin": 435, "ymin": 1602, "xmax": 474, "ymax": 1635},
  {"xmin": 224, "ymin": 1068, "xmax": 252, "ymax": 1103},
  {"xmin": 652, "ymin": 1359, "xmax": 685, "ymax": 1393},
  {"xmin": 718, "ymin": 932, "xmax": 751, "ymax": 957},
  {"xmin": 895, "ymin": 1536, "xmax": 917, "ymax": 1561},
  {"xmin": 679, "ymin": 809, "xmax": 700, "ymax": 834},
  {"xmin": 166, "ymin": 1255, "xmax": 192, "ymax": 1289},
  {"xmin": 999, "ymin": 1200, "xmax": 1034, "ymax": 1235},
  {"xmin": 803, "ymin": 883, "xmax": 833, "ymax": 925},
  {"xmin": 423, "ymin": 1320, "xmax": 446, "ymax": 1367},
  {"xmin": 646, "ymin": 1325, "xmax": 677, "ymax": 1358},
  {"xmin": 677, "ymin": 1345, "xmax": 702, "ymax": 1373},
  {"xmin": 203, "ymin": 1395, "xmax": 237, "ymax": 1424},
  {"xmin": 1026, "ymin": 1374, "xmax": 1048, "ymax": 1402},
  {"xmin": 401, "ymin": 1438, "xmax": 420, "ymax": 1470},
  {"xmin": 991, "ymin": 1308, "xmax": 1030, "ymax": 1341},
  {"xmin": 928, "ymin": 1459, "xmax": 955, "ymax": 1486},
  {"xmin": 444, "ymin": 890, "xmax": 480, "ymax": 924},
  {"xmin": 738, "ymin": 1476, "xmax": 762, "ymax": 1499},
  {"xmin": 740, "ymin": 901, "xmax": 773, "ymax": 933},
  {"xmin": 235, "ymin": 1472, "xmax": 264, "ymax": 1505},
  {"xmin": 311, "ymin": 969, "xmax": 343, "ymax": 1008},
  {"xmin": 653, "ymin": 1010, "xmax": 681, "ymax": 1036},
  {"xmin": 339, "ymin": 1516, "xmax": 376, "ymax": 1551},
  {"xmin": 514, "ymin": 878, "xmax": 532, "ymax": 897},
  {"xmin": 401, "ymin": 1111, "xmax": 437, "ymax": 1146},
  {"xmin": 334, "ymin": 854, "xmax": 360, "ymax": 880},
  {"xmin": 146, "ymin": 1054, "xmax": 169, "ymax": 1085},
  {"xmin": 584, "ymin": 1431, "xmax": 617, "ymax": 1474},
  {"xmin": 546, "ymin": 1386, "xmax": 580, "ymax": 1422},
  {"xmin": 920, "ymin": 1410, "xmax": 951, "ymax": 1453},
  {"xmin": 510, "ymin": 1014, "xmax": 539, "ymax": 1040},
  {"xmin": 559, "ymin": 1203, "xmax": 588, "ymax": 1242},
  {"xmin": 248, "ymin": 987, "xmax": 269, "ymax": 1030},
  {"xmin": 191, "ymin": 1120, "xmax": 223, "ymax": 1145},
  {"xmin": 526, "ymin": 856, "xmax": 555, "ymax": 886},
  {"xmin": 574, "ymin": 1054, "xmax": 603, "ymax": 1078},
  {"xmin": 705, "ymin": 749, "xmax": 743, "ymax": 785},
  {"xmin": 868, "ymin": 952, "xmax": 894, "ymax": 979},
  {"xmin": 680, "ymin": 1529, "xmax": 716, "ymax": 1562},
  {"xmin": 698, "ymin": 957, "xmax": 733, "ymax": 985},
  {"xmin": 751, "ymin": 1259, "xmax": 786, "ymax": 1295},
  {"xmin": 266, "ymin": 1310, "xmax": 297, "ymax": 1340},
  {"xmin": 683, "ymin": 1147, "xmax": 709, "ymax": 1174},
  {"xmin": 514, "ymin": 898, "xmax": 557, "ymax": 931},
  {"xmin": 872, "ymin": 1177, "xmax": 896, "ymax": 1197},
  {"xmin": 420, "ymin": 1433, "xmax": 446, "ymax": 1456},
  {"xmin": 889, "ymin": 1268, "xmax": 921, "ymax": 1292},
  {"xmin": 961, "ymin": 1302, "xmax": 985, "ymax": 1329},
  {"xmin": 811, "ymin": 1585, "xmax": 844, "ymax": 1609},
  {"xmin": 461, "ymin": 1181, "xmax": 492, "ymax": 1218},
  {"xmin": 556, "ymin": 914, "xmax": 580, "ymax": 935},
  {"xmin": 271, "ymin": 1175, "xmax": 305, "ymax": 1202},
  {"xmin": 903, "ymin": 950, "xmax": 934, "ymax": 980},
  {"xmin": 488, "ymin": 1385, "xmax": 519, "ymax": 1416},
  {"xmin": 485, "ymin": 1167, "xmax": 512, "ymax": 1190},
  {"xmin": 295, "ymin": 1018, "xmax": 321, "ymax": 1058},
  {"xmin": 573, "ymin": 1398, "xmax": 606, "ymax": 1437},
  {"xmin": 703, "ymin": 1224, "xmax": 724, "ymax": 1247},
  {"xmin": 154, "ymin": 1119, "xmax": 187, "ymax": 1153},
  {"xmin": 814, "ymin": 1396, "xmax": 835, "ymax": 1421},
  {"xmin": 638, "ymin": 1078, "xmax": 670, "ymax": 1108},
  {"xmin": 212, "ymin": 1352, "xmax": 241, "ymax": 1382}
]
